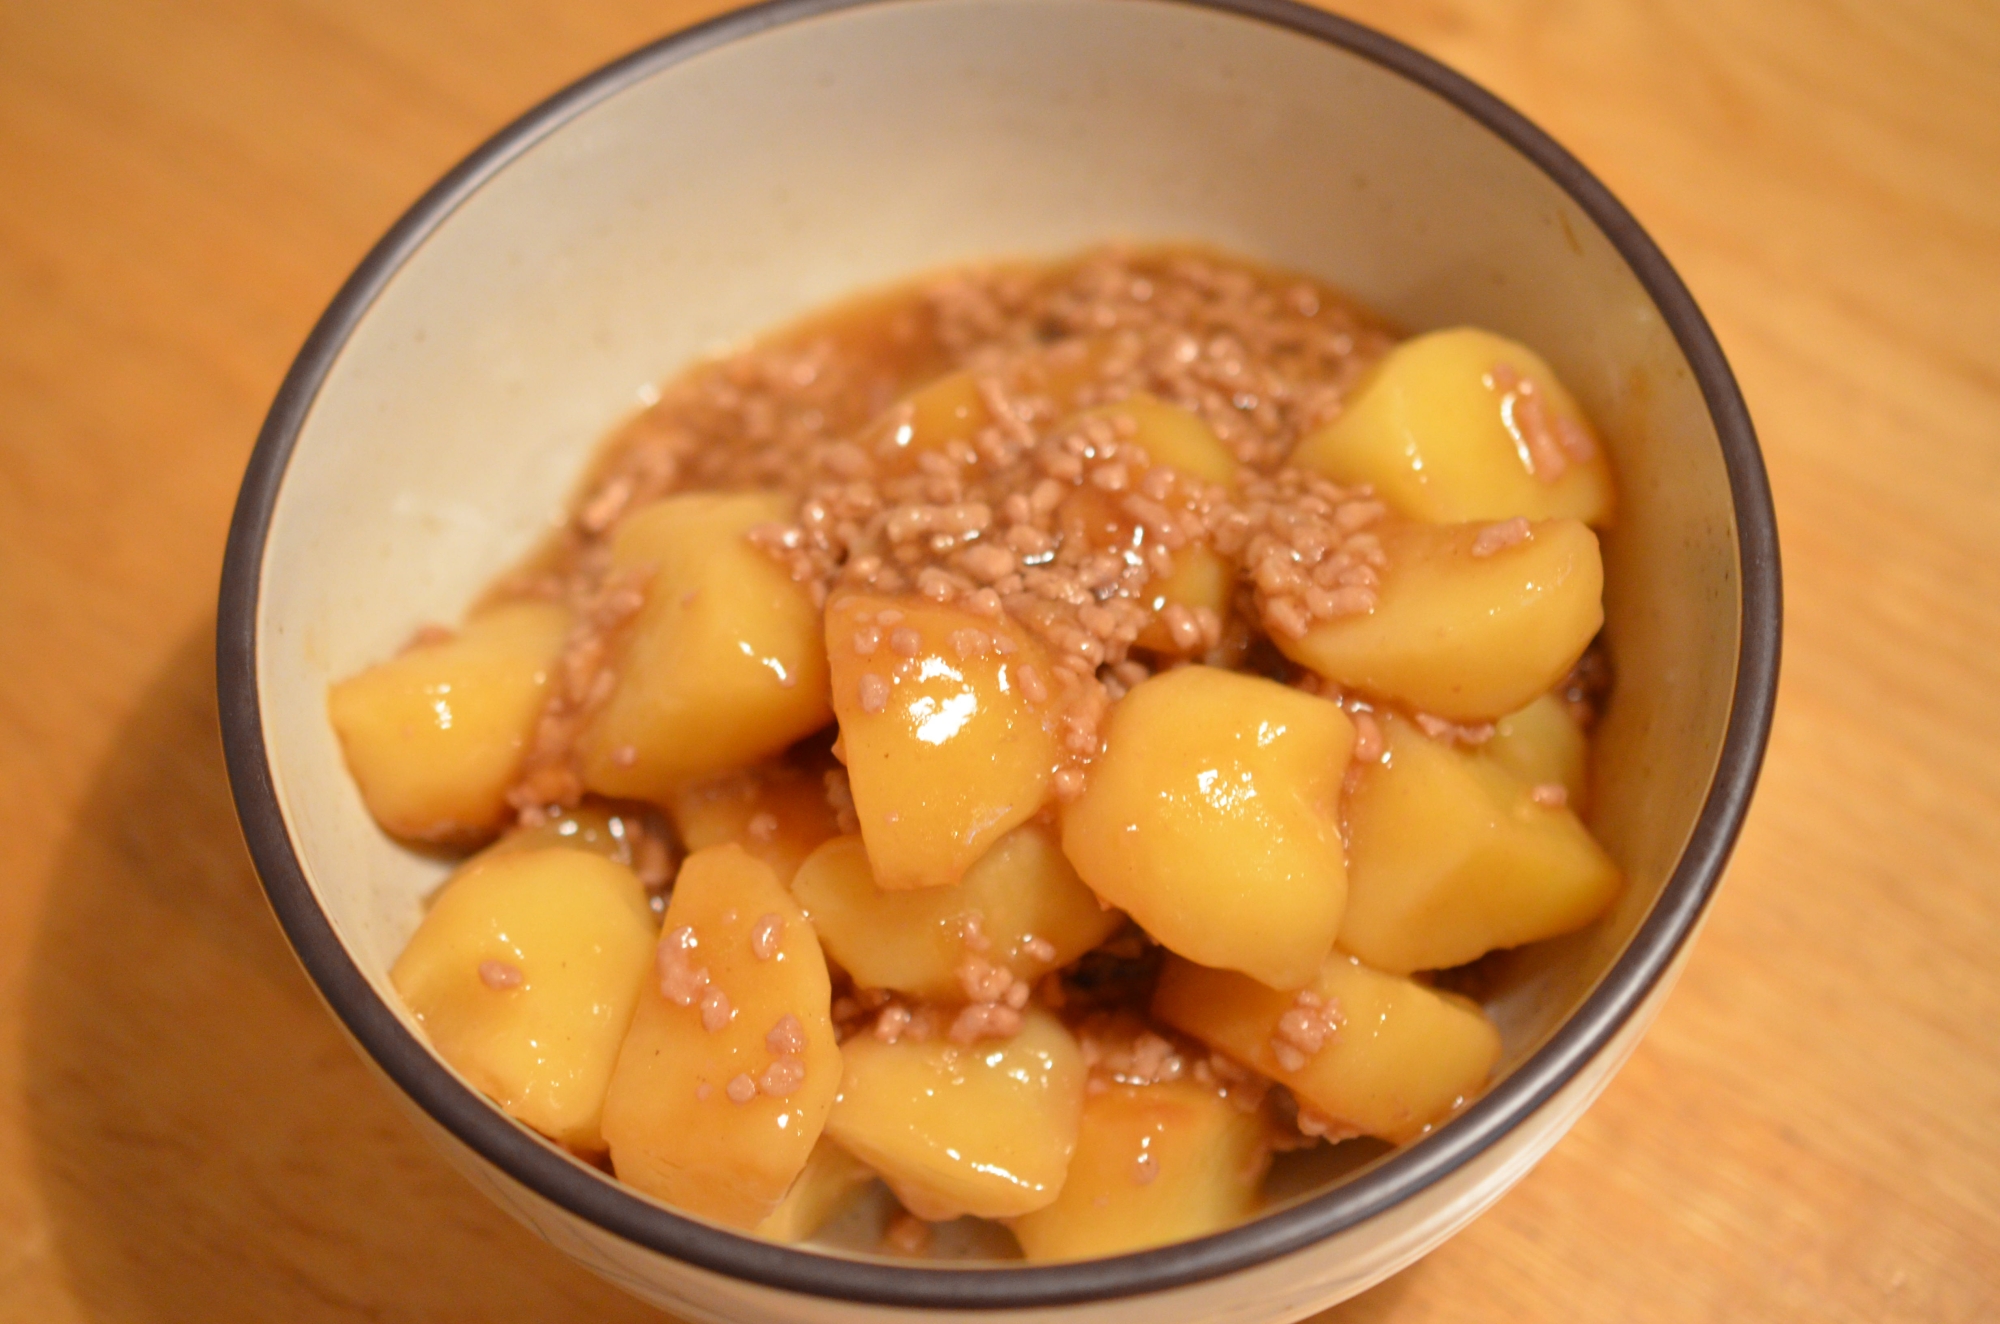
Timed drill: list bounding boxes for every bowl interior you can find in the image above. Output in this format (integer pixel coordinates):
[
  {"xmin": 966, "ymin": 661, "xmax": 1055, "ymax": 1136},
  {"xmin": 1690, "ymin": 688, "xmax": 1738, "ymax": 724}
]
[{"xmin": 249, "ymin": 0, "xmax": 1740, "ymax": 1259}]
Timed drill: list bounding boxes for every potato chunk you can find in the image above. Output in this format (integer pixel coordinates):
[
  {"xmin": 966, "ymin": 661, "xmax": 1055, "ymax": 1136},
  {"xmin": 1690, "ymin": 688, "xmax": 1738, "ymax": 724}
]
[
  {"xmin": 390, "ymin": 845, "xmax": 655, "ymax": 1151},
  {"xmin": 1340, "ymin": 715, "xmax": 1619, "ymax": 974},
  {"xmin": 754, "ymin": 1139, "xmax": 876, "ymax": 1244},
  {"xmin": 871, "ymin": 342, "xmax": 1107, "ymax": 466},
  {"xmin": 879, "ymin": 368, "xmax": 991, "ymax": 460},
  {"xmin": 1061, "ymin": 667, "xmax": 1352, "ymax": 990},
  {"xmin": 1086, "ymin": 394, "xmax": 1239, "ymax": 485},
  {"xmin": 791, "ymin": 824, "xmax": 1121, "ymax": 999},
  {"xmin": 483, "ymin": 801, "xmax": 658, "ymax": 869},
  {"xmin": 826, "ymin": 593, "xmax": 1061, "ymax": 889},
  {"xmin": 1291, "ymin": 327, "xmax": 1615, "ymax": 525},
  {"xmin": 1484, "ymin": 693, "xmax": 1590, "ymax": 809},
  {"xmin": 329, "ymin": 600, "xmax": 570, "ymax": 843},
  {"xmin": 825, "ymin": 1007, "xmax": 1085, "ymax": 1220},
  {"xmin": 577, "ymin": 494, "xmax": 832, "ymax": 801},
  {"xmin": 600, "ymin": 846, "xmax": 840, "ymax": 1228},
  {"xmin": 1135, "ymin": 545, "xmax": 1232, "ymax": 654},
  {"xmin": 1274, "ymin": 519, "xmax": 1603, "ymax": 722},
  {"xmin": 1008, "ymin": 1079, "xmax": 1268, "ymax": 1261},
  {"xmin": 667, "ymin": 763, "xmax": 840, "ymax": 885},
  {"xmin": 1154, "ymin": 953, "xmax": 1500, "ymax": 1143}
]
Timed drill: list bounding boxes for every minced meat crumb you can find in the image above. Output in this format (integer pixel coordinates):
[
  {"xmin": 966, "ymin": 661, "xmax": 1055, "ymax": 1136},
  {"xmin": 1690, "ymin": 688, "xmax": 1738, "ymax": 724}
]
[{"xmin": 490, "ymin": 247, "xmax": 1397, "ymax": 817}]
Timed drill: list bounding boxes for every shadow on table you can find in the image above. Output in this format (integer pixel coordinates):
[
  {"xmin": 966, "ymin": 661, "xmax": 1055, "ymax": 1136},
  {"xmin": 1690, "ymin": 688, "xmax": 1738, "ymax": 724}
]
[{"xmin": 22, "ymin": 625, "xmax": 1417, "ymax": 1323}]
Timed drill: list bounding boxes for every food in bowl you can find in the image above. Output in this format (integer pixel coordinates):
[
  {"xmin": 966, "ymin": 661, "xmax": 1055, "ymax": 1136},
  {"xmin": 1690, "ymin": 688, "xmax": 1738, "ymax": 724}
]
[{"xmin": 327, "ymin": 245, "xmax": 1621, "ymax": 1261}]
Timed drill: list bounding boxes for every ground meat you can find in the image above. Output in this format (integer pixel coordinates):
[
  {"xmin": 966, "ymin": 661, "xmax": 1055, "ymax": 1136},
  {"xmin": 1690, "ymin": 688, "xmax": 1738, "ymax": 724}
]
[{"xmin": 489, "ymin": 247, "xmax": 1396, "ymax": 813}]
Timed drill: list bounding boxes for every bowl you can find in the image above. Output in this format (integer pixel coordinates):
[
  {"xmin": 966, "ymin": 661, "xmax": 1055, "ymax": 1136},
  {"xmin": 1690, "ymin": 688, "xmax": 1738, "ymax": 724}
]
[{"xmin": 216, "ymin": 0, "xmax": 1780, "ymax": 1318}]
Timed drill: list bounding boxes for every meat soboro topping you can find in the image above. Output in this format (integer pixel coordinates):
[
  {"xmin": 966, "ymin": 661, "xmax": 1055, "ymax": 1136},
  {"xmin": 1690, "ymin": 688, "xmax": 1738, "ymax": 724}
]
[
  {"xmin": 497, "ymin": 248, "xmax": 1398, "ymax": 809},
  {"xmin": 336, "ymin": 243, "xmax": 1625, "ymax": 1260}
]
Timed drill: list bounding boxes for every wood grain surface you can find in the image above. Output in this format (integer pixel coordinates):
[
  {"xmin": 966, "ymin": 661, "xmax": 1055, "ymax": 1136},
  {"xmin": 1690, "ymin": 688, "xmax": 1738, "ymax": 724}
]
[{"xmin": 2, "ymin": 0, "xmax": 1995, "ymax": 1319}]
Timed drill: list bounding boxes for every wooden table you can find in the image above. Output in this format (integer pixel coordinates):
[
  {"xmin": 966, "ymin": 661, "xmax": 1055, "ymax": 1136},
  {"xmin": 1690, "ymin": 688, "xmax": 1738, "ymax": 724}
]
[{"xmin": 2, "ymin": 1, "xmax": 1994, "ymax": 1319}]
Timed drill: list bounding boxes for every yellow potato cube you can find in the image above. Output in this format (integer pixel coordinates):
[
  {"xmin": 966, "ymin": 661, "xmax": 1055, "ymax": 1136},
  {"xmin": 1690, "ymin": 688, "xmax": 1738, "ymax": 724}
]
[
  {"xmin": 667, "ymin": 763, "xmax": 840, "ymax": 885},
  {"xmin": 329, "ymin": 600, "xmax": 570, "ymax": 843},
  {"xmin": 790, "ymin": 823, "xmax": 1122, "ymax": 999},
  {"xmin": 1274, "ymin": 518, "xmax": 1603, "ymax": 722},
  {"xmin": 1086, "ymin": 394, "xmax": 1239, "ymax": 486},
  {"xmin": 1008, "ymin": 1079, "xmax": 1269, "ymax": 1261},
  {"xmin": 825, "ymin": 1007, "xmax": 1085, "ymax": 1220},
  {"xmin": 601, "ymin": 846, "xmax": 841, "ymax": 1229},
  {"xmin": 390, "ymin": 845, "xmax": 655, "ymax": 1152},
  {"xmin": 577, "ymin": 494, "xmax": 832, "ymax": 802},
  {"xmin": 1484, "ymin": 693, "xmax": 1589, "ymax": 810},
  {"xmin": 1154, "ymin": 952, "xmax": 1501, "ymax": 1143},
  {"xmin": 825, "ymin": 593, "xmax": 1061, "ymax": 889},
  {"xmin": 1291, "ymin": 327, "xmax": 1615, "ymax": 525},
  {"xmin": 1061, "ymin": 666, "xmax": 1352, "ymax": 990},
  {"xmin": 754, "ymin": 1139, "xmax": 877, "ymax": 1244},
  {"xmin": 1340, "ymin": 715, "xmax": 1620, "ymax": 974},
  {"xmin": 1135, "ymin": 545, "xmax": 1233, "ymax": 654},
  {"xmin": 871, "ymin": 342, "xmax": 1106, "ymax": 466},
  {"xmin": 1048, "ymin": 395, "xmax": 1239, "ymax": 656},
  {"xmin": 483, "ymin": 802, "xmax": 654, "ymax": 868},
  {"xmin": 880, "ymin": 368, "xmax": 992, "ymax": 459}
]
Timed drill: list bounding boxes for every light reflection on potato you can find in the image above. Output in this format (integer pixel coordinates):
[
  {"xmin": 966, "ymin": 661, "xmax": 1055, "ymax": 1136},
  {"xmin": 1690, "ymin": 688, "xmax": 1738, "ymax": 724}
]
[
  {"xmin": 825, "ymin": 1007, "xmax": 1085, "ymax": 1221},
  {"xmin": 578, "ymin": 494, "xmax": 833, "ymax": 801},
  {"xmin": 390, "ymin": 845, "xmax": 655, "ymax": 1152},
  {"xmin": 601, "ymin": 846, "xmax": 840, "ymax": 1229},
  {"xmin": 330, "ymin": 600, "xmax": 570, "ymax": 844},
  {"xmin": 1275, "ymin": 518, "xmax": 1603, "ymax": 722},
  {"xmin": 826, "ymin": 593, "xmax": 1061, "ymax": 890},
  {"xmin": 1154, "ymin": 952, "xmax": 1501, "ymax": 1144},
  {"xmin": 1340, "ymin": 714, "xmax": 1620, "ymax": 975},
  {"xmin": 1062, "ymin": 666, "xmax": 1352, "ymax": 990}
]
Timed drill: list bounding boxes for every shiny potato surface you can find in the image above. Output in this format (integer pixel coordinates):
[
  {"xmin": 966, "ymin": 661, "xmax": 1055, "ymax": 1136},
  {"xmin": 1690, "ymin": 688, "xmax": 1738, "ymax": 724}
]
[
  {"xmin": 1291, "ymin": 327, "xmax": 1615, "ymax": 526},
  {"xmin": 1008, "ymin": 1078, "xmax": 1268, "ymax": 1261},
  {"xmin": 1062, "ymin": 666, "xmax": 1353, "ymax": 990},
  {"xmin": 600, "ymin": 845, "xmax": 840, "ymax": 1229},
  {"xmin": 825, "ymin": 592, "xmax": 1062, "ymax": 890},
  {"xmin": 1340, "ymin": 713, "xmax": 1620, "ymax": 974},
  {"xmin": 1154, "ymin": 952, "xmax": 1501, "ymax": 1144},
  {"xmin": 791, "ymin": 823, "xmax": 1121, "ymax": 1000},
  {"xmin": 1275, "ymin": 518, "xmax": 1603, "ymax": 723},
  {"xmin": 390, "ymin": 844, "xmax": 655, "ymax": 1152},
  {"xmin": 825, "ymin": 1006, "xmax": 1085, "ymax": 1220},
  {"xmin": 330, "ymin": 600, "xmax": 570, "ymax": 843},
  {"xmin": 578, "ymin": 493, "xmax": 833, "ymax": 801}
]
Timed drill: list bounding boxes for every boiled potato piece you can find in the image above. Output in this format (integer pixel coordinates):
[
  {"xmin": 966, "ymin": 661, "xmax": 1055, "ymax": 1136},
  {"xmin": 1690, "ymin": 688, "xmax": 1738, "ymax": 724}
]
[
  {"xmin": 872, "ymin": 342, "xmax": 1108, "ymax": 465},
  {"xmin": 329, "ymin": 600, "xmax": 569, "ymax": 843},
  {"xmin": 755, "ymin": 1139, "xmax": 876, "ymax": 1244},
  {"xmin": 1086, "ymin": 393, "xmax": 1239, "ymax": 485},
  {"xmin": 791, "ymin": 823, "xmax": 1121, "ymax": 999},
  {"xmin": 1291, "ymin": 327, "xmax": 1615, "ymax": 525},
  {"xmin": 667, "ymin": 763, "xmax": 839, "ymax": 885},
  {"xmin": 879, "ymin": 368, "xmax": 991, "ymax": 459},
  {"xmin": 601, "ymin": 846, "xmax": 840, "ymax": 1228},
  {"xmin": 825, "ymin": 1006, "xmax": 1084, "ymax": 1220},
  {"xmin": 1068, "ymin": 395, "xmax": 1237, "ymax": 655},
  {"xmin": 1008, "ymin": 1079, "xmax": 1268, "ymax": 1261},
  {"xmin": 484, "ymin": 802, "xmax": 654, "ymax": 868},
  {"xmin": 826, "ymin": 593, "xmax": 1061, "ymax": 889},
  {"xmin": 1135, "ymin": 545, "xmax": 1232, "ymax": 654},
  {"xmin": 1062, "ymin": 666, "xmax": 1352, "ymax": 990},
  {"xmin": 390, "ymin": 845, "xmax": 655, "ymax": 1152},
  {"xmin": 1154, "ymin": 952, "xmax": 1501, "ymax": 1143},
  {"xmin": 1484, "ymin": 693, "xmax": 1589, "ymax": 809},
  {"xmin": 1341, "ymin": 715, "xmax": 1619, "ymax": 974},
  {"xmin": 577, "ymin": 494, "xmax": 832, "ymax": 802},
  {"xmin": 1275, "ymin": 519, "xmax": 1603, "ymax": 722}
]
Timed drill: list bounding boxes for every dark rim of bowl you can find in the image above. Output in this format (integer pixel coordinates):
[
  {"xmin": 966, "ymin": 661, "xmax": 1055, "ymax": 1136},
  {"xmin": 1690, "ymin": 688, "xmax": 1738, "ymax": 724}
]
[{"xmin": 217, "ymin": 0, "xmax": 1781, "ymax": 1308}]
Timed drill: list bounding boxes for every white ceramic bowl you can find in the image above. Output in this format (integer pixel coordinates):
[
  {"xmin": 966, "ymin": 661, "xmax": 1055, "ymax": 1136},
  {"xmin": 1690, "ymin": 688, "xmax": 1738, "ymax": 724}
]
[{"xmin": 217, "ymin": 1, "xmax": 1779, "ymax": 1318}]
